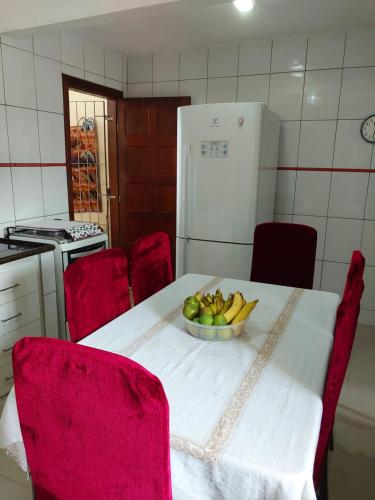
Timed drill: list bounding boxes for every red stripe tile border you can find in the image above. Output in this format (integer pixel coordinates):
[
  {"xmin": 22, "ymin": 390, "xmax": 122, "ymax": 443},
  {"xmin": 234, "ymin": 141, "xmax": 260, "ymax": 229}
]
[
  {"xmin": 278, "ymin": 166, "xmax": 374, "ymax": 173},
  {"xmin": 0, "ymin": 163, "xmax": 67, "ymax": 167}
]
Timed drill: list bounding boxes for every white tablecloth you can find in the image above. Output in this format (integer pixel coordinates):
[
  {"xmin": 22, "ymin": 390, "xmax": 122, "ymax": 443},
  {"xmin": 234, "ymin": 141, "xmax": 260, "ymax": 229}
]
[{"xmin": 0, "ymin": 274, "xmax": 340, "ymax": 500}]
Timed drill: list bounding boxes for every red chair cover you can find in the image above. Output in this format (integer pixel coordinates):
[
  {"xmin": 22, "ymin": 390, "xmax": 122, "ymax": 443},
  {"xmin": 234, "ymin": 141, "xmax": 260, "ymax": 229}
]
[
  {"xmin": 64, "ymin": 248, "xmax": 130, "ymax": 342},
  {"xmin": 250, "ymin": 222, "xmax": 317, "ymax": 289},
  {"xmin": 313, "ymin": 251, "xmax": 365, "ymax": 487},
  {"xmin": 13, "ymin": 337, "xmax": 172, "ymax": 500},
  {"xmin": 131, "ymin": 232, "xmax": 173, "ymax": 305}
]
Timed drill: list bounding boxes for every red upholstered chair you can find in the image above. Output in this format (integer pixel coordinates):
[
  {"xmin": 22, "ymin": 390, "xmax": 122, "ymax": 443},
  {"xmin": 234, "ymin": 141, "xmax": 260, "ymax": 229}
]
[
  {"xmin": 13, "ymin": 337, "xmax": 172, "ymax": 500},
  {"xmin": 131, "ymin": 232, "xmax": 173, "ymax": 305},
  {"xmin": 313, "ymin": 251, "xmax": 365, "ymax": 497},
  {"xmin": 250, "ymin": 222, "xmax": 317, "ymax": 289},
  {"xmin": 64, "ymin": 248, "xmax": 130, "ymax": 342}
]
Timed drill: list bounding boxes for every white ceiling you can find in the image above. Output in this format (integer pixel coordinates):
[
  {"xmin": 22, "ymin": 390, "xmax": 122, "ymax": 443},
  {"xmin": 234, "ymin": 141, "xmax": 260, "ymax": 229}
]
[{"xmin": 4, "ymin": 0, "xmax": 375, "ymax": 56}]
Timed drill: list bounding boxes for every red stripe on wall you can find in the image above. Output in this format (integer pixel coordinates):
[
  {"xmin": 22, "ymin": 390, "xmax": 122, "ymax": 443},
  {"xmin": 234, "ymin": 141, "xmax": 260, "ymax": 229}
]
[
  {"xmin": 278, "ymin": 166, "xmax": 374, "ymax": 173},
  {"xmin": 0, "ymin": 163, "xmax": 67, "ymax": 167}
]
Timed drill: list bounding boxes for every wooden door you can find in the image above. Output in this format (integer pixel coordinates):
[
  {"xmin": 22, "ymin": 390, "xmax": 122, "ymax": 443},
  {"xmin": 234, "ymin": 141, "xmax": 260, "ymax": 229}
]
[{"xmin": 117, "ymin": 97, "xmax": 190, "ymax": 273}]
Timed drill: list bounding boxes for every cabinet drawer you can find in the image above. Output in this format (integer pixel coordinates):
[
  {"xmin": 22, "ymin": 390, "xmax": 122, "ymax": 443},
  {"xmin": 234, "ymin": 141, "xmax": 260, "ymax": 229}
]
[
  {"xmin": 0, "ymin": 320, "xmax": 42, "ymax": 364},
  {"xmin": 0, "ymin": 362, "xmax": 14, "ymax": 398},
  {"xmin": 0, "ymin": 257, "xmax": 39, "ymax": 306},
  {"xmin": 0, "ymin": 293, "xmax": 40, "ymax": 336}
]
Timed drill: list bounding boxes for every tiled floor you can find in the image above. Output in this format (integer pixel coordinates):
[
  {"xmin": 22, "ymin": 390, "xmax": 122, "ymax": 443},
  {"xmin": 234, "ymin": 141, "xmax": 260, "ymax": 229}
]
[{"xmin": 0, "ymin": 324, "xmax": 374, "ymax": 499}]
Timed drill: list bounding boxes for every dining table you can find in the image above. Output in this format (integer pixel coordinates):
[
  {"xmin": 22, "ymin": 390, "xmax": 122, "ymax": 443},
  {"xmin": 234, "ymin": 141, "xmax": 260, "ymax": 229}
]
[{"xmin": 0, "ymin": 273, "xmax": 340, "ymax": 500}]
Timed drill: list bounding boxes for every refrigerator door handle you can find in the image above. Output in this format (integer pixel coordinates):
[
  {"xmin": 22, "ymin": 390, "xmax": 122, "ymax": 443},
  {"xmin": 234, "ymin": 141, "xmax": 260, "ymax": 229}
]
[{"xmin": 183, "ymin": 144, "xmax": 192, "ymax": 239}]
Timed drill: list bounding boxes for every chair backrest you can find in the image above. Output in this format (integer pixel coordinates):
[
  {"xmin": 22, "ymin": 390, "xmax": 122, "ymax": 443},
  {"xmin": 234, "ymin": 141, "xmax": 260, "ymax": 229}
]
[
  {"xmin": 13, "ymin": 337, "xmax": 172, "ymax": 500},
  {"xmin": 313, "ymin": 251, "xmax": 365, "ymax": 487},
  {"xmin": 250, "ymin": 222, "xmax": 317, "ymax": 289},
  {"xmin": 343, "ymin": 250, "xmax": 365, "ymax": 303},
  {"xmin": 64, "ymin": 248, "xmax": 130, "ymax": 342},
  {"xmin": 131, "ymin": 232, "xmax": 173, "ymax": 305}
]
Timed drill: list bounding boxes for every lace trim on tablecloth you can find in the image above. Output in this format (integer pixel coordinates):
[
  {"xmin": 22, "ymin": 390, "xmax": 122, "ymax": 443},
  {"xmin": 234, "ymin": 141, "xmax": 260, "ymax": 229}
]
[{"xmin": 171, "ymin": 288, "xmax": 305, "ymax": 463}]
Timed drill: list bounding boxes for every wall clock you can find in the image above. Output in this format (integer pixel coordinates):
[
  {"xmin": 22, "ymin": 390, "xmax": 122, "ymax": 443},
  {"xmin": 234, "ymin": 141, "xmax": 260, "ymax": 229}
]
[{"xmin": 360, "ymin": 114, "xmax": 375, "ymax": 143}]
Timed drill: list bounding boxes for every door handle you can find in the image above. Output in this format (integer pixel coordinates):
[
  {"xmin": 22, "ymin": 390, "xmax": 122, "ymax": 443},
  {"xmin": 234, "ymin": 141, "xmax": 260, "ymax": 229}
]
[
  {"xmin": 2, "ymin": 346, "xmax": 13, "ymax": 353},
  {"xmin": 1, "ymin": 312, "xmax": 22, "ymax": 323},
  {"xmin": 0, "ymin": 283, "xmax": 20, "ymax": 293},
  {"xmin": 5, "ymin": 375, "xmax": 14, "ymax": 382},
  {"xmin": 108, "ymin": 195, "xmax": 117, "ymax": 199}
]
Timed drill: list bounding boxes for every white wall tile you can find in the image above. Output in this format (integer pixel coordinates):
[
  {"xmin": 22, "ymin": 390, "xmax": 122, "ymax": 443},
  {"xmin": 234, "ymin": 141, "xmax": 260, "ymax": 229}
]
[
  {"xmin": 313, "ymin": 260, "xmax": 322, "ymax": 290},
  {"xmin": 207, "ymin": 77, "xmax": 237, "ymax": 103},
  {"xmin": 274, "ymin": 213, "xmax": 292, "ymax": 222},
  {"xmin": 105, "ymin": 50, "xmax": 123, "ymax": 82},
  {"xmin": 344, "ymin": 30, "xmax": 375, "ymax": 67},
  {"xmin": 153, "ymin": 52, "xmax": 179, "ymax": 82},
  {"xmin": 324, "ymin": 218, "xmax": 363, "ymax": 263},
  {"xmin": 268, "ymin": 72, "xmax": 304, "ymax": 120},
  {"xmin": 292, "ymin": 215, "xmax": 327, "ymax": 260},
  {"xmin": 61, "ymin": 64, "xmax": 84, "ymax": 79},
  {"xmin": 38, "ymin": 112, "xmax": 65, "ymax": 163},
  {"xmin": 0, "ymin": 105, "xmax": 9, "ymax": 162},
  {"xmin": 34, "ymin": 56, "xmax": 63, "ymax": 113},
  {"xmin": 333, "ymin": 120, "xmax": 373, "ymax": 169},
  {"xmin": 208, "ymin": 45, "xmax": 238, "ymax": 78},
  {"xmin": 128, "ymin": 56, "xmax": 153, "ymax": 83},
  {"xmin": 365, "ymin": 174, "xmax": 375, "ymax": 220},
  {"xmin": 122, "ymin": 57, "xmax": 127, "ymax": 83},
  {"xmin": 339, "ymin": 68, "xmax": 375, "ymax": 119},
  {"xmin": 12, "ymin": 167, "xmax": 44, "ymax": 220},
  {"xmin": 328, "ymin": 172, "xmax": 369, "ymax": 218},
  {"xmin": 1, "ymin": 35, "xmax": 33, "ymax": 52},
  {"xmin": 298, "ymin": 121, "xmax": 336, "ymax": 168},
  {"xmin": 0, "ymin": 168, "xmax": 14, "ymax": 223},
  {"xmin": 274, "ymin": 170, "xmax": 296, "ymax": 213},
  {"xmin": 180, "ymin": 49, "xmax": 207, "ymax": 80},
  {"xmin": 41, "ymin": 167, "xmax": 68, "ymax": 215},
  {"xmin": 153, "ymin": 81, "xmax": 178, "ymax": 97},
  {"xmin": 237, "ymin": 75, "xmax": 269, "ymax": 104},
  {"xmin": 238, "ymin": 39, "xmax": 271, "ymax": 75},
  {"xmin": 306, "ymin": 32, "xmax": 345, "ymax": 70},
  {"xmin": 0, "ymin": 48, "xmax": 4, "ymax": 104},
  {"xmin": 2, "ymin": 45, "xmax": 36, "ymax": 108},
  {"xmin": 105, "ymin": 78, "xmax": 123, "ymax": 91},
  {"xmin": 84, "ymin": 42, "xmax": 104, "ymax": 76},
  {"xmin": 60, "ymin": 32, "xmax": 84, "ymax": 69},
  {"xmin": 127, "ymin": 83, "xmax": 153, "ymax": 97},
  {"xmin": 179, "ymin": 79, "xmax": 207, "ymax": 104},
  {"xmin": 321, "ymin": 261, "xmax": 348, "ymax": 296},
  {"xmin": 361, "ymin": 221, "xmax": 375, "ymax": 267},
  {"xmin": 33, "ymin": 33, "xmax": 60, "ymax": 61},
  {"xmin": 294, "ymin": 171, "xmax": 331, "ymax": 216},
  {"xmin": 85, "ymin": 72, "xmax": 105, "ymax": 85},
  {"xmin": 7, "ymin": 107, "xmax": 40, "ymax": 163},
  {"xmin": 302, "ymin": 69, "xmax": 341, "ymax": 120},
  {"xmin": 278, "ymin": 121, "xmax": 300, "ymax": 167},
  {"xmin": 271, "ymin": 37, "xmax": 307, "ymax": 73},
  {"xmin": 362, "ymin": 266, "xmax": 375, "ymax": 310}
]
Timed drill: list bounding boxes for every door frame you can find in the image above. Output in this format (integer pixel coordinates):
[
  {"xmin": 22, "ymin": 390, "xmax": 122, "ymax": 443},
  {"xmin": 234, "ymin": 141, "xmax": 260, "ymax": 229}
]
[{"xmin": 62, "ymin": 74, "xmax": 123, "ymax": 246}]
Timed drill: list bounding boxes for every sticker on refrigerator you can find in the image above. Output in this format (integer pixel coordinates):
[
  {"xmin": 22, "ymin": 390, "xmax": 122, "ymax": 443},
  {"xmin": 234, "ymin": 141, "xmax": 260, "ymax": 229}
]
[{"xmin": 201, "ymin": 141, "xmax": 229, "ymax": 158}]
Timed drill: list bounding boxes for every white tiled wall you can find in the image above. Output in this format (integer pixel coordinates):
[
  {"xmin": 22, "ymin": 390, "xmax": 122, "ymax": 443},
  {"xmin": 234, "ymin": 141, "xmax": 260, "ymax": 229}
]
[
  {"xmin": 0, "ymin": 32, "xmax": 126, "ymax": 229},
  {"xmin": 124, "ymin": 28, "xmax": 375, "ymax": 324},
  {"xmin": 0, "ymin": 28, "xmax": 374, "ymax": 324}
]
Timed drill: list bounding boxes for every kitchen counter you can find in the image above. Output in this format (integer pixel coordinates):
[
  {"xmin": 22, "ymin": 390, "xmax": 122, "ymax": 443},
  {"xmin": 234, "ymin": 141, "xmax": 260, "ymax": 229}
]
[{"xmin": 0, "ymin": 238, "xmax": 55, "ymax": 265}]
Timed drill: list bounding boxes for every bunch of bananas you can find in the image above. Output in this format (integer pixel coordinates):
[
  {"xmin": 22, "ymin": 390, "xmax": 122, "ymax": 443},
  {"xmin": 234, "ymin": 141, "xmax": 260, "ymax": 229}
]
[{"xmin": 183, "ymin": 288, "xmax": 258, "ymax": 327}]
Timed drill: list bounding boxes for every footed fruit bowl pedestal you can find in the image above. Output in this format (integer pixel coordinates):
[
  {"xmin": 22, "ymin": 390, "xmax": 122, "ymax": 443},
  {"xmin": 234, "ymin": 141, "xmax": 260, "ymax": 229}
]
[{"xmin": 183, "ymin": 316, "xmax": 249, "ymax": 341}]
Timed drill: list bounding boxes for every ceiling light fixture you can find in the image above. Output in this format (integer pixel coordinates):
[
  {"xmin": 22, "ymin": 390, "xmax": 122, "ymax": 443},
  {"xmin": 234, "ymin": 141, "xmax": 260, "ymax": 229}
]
[{"xmin": 233, "ymin": 0, "xmax": 255, "ymax": 13}]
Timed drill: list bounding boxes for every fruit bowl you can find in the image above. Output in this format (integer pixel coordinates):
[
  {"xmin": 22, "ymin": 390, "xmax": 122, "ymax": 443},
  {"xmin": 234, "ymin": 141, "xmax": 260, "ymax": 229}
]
[{"xmin": 183, "ymin": 316, "xmax": 249, "ymax": 341}]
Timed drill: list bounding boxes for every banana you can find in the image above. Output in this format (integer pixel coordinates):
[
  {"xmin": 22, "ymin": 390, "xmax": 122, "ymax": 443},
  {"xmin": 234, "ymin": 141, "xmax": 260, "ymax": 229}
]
[
  {"xmin": 209, "ymin": 302, "xmax": 217, "ymax": 316},
  {"xmin": 232, "ymin": 299, "xmax": 259, "ymax": 324},
  {"xmin": 220, "ymin": 294, "xmax": 233, "ymax": 315},
  {"xmin": 223, "ymin": 292, "xmax": 243, "ymax": 324},
  {"xmin": 194, "ymin": 292, "xmax": 202, "ymax": 302}
]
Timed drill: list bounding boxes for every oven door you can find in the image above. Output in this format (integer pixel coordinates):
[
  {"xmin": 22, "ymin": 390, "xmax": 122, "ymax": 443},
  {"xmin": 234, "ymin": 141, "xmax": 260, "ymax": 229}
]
[{"xmin": 62, "ymin": 241, "xmax": 107, "ymax": 270}]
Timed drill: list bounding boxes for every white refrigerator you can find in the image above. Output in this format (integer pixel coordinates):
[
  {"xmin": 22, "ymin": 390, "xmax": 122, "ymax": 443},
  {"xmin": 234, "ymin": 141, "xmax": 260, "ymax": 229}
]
[{"xmin": 176, "ymin": 102, "xmax": 280, "ymax": 280}]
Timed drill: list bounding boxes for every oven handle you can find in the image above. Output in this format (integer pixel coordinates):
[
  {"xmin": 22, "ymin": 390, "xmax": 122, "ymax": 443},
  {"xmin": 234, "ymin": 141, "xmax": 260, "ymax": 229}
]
[{"xmin": 66, "ymin": 241, "xmax": 107, "ymax": 264}]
